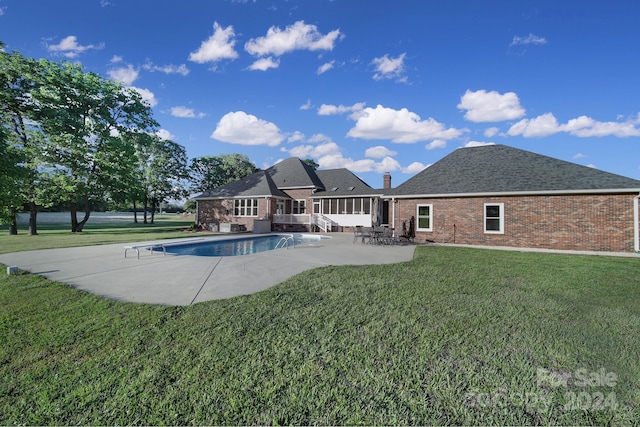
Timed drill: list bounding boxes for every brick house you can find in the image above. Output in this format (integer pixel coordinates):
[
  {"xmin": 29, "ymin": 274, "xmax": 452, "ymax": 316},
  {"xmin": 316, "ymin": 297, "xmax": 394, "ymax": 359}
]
[
  {"xmin": 195, "ymin": 157, "xmax": 384, "ymax": 233},
  {"xmin": 385, "ymin": 144, "xmax": 640, "ymax": 252}
]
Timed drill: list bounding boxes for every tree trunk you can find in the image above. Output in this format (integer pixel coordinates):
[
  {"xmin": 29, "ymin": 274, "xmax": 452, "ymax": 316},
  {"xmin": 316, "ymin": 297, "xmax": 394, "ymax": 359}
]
[
  {"xmin": 28, "ymin": 202, "xmax": 38, "ymax": 236},
  {"xmin": 150, "ymin": 200, "xmax": 156, "ymax": 224},
  {"xmin": 74, "ymin": 195, "xmax": 91, "ymax": 232},
  {"xmin": 70, "ymin": 201, "xmax": 79, "ymax": 232},
  {"xmin": 9, "ymin": 210, "xmax": 18, "ymax": 235},
  {"xmin": 133, "ymin": 200, "xmax": 138, "ymax": 223},
  {"xmin": 143, "ymin": 195, "xmax": 149, "ymax": 224}
]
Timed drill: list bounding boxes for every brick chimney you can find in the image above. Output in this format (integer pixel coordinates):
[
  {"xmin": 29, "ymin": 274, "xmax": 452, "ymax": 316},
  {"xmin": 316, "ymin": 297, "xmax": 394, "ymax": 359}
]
[{"xmin": 383, "ymin": 172, "xmax": 392, "ymax": 189}]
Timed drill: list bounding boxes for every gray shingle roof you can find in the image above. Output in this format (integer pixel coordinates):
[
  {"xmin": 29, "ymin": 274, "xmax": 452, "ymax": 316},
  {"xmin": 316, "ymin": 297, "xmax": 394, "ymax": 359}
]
[
  {"xmin": 314, "ymin": 168, "xmax": 379, "ymax": 197},
  {"xmin": 195, "ymin": 158, "xmax": 378, "ymax": 199},
  {"xmin": 266, "ymin": 157, "xmax": 325, "ymax": 189},
  {"xmin": 194, "ymin": 170, "xmax": 289, "ymax": 199},
  {"xmin": 389, "ymin": 144, "xmax": 640, "ymax": 196}
]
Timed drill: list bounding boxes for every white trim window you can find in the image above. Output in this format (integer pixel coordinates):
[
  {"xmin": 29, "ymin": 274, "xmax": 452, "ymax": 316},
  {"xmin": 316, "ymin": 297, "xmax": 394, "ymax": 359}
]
[
  {"xmin": 234, "ymin": 198, "xmax": 258, "ymax": 217},
  {"xmin": 416, "ymin": 204, "xmax": 433, "ymax": 231},
  {"xmin": 484, "ymin": 203, "xmax": 504, "ymax": 234},
  {"xmin": 292, "ymin": 199, "xmax": 306, "ymax": 214}
]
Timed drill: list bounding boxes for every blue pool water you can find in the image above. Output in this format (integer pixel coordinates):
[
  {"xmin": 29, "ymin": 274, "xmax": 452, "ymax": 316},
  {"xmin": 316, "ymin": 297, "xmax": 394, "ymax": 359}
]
[{"xmin": 156, "ymin": 234, "xmax": 327, "ymax": 257}]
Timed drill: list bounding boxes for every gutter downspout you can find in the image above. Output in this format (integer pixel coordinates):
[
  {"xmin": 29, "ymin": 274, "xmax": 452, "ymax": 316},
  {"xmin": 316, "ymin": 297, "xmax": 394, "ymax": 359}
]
[
  {"xmin": 634, "ymin": 193, "xmax": 639, "ymax": 253},
  {"xmin": 391, "ymin": 197, "xmax": 396, "ymax": 237}
]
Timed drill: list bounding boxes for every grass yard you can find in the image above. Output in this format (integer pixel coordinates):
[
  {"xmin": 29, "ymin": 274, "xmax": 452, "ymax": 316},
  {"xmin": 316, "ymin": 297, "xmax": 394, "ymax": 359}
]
[
  {"xmin": 1, "ymin": 223, "xmax": 639, "ymax": 425},
  {"xmin": 0, "ymin": 215, "xmax": 199, "ymax": 254}
]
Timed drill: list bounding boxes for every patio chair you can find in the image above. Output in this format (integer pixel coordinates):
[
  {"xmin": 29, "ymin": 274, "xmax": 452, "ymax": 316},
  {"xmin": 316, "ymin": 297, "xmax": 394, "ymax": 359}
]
[
  {"xmin": 353, "ymin": 225, "xmax": 364, "ymax": 244},
  {"xmin": 362, "ymin": 226, "xmax": 373, "ymax": 244},
  {"xmin": 381, "ymin": 226, "xmax": 394, "ymax": 245}
]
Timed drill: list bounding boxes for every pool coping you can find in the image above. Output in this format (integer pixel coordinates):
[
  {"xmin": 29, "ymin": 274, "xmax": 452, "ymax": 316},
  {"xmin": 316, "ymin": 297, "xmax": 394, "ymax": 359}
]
[{"xmin": 0, "ymin": 232, "xmax": 417, "ymax": 306}]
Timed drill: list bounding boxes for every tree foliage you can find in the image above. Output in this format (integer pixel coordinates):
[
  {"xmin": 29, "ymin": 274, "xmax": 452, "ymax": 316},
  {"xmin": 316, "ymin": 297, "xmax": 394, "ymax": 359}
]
[
  {"xmin": 0, "ymin": 47, "xmax": 53, "ymax": 234},
  {"xmin": 134, "ymin": 133, "xmax": 189, "ymax": 223},
  {"xmin": 0, "ymin": 44, "xmax": 192, "ymax": 233},
  {"xmin": 0, "ymin": 126, "xmax": 25, "ymax": 227},
  {"xmin": 34, "ymin": 61, "xmax": 158, "ymax": 231},
  {"xmin": 189, "ymin": 153, "xmax": 259, "ymax": 193},
  {"xmin": 303, "ymin": 158, "xmax": 319, "ymax": 170}
]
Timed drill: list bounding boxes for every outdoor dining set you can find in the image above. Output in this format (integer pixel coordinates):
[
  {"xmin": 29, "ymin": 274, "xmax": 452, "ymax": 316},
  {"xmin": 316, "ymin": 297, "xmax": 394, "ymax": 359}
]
[
  {"xmin": 353, "ymin": 217, "xmax": 416, "ymax": 246},
  {"xmin": 353, "ymin": 225, "xmax": 397, "ymax": 245}
]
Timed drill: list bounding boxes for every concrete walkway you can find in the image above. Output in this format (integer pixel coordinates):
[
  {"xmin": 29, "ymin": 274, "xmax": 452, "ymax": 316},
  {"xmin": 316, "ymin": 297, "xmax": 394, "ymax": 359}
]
[{"xmin": 0, "ymin": 233, "xmax": 416, "ymax": 306}]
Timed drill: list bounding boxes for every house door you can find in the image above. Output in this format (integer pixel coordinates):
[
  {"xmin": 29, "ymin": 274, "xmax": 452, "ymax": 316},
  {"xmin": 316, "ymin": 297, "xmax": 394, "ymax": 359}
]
[
  {"xmin": 313, "ymin": 201, "xmax": 320, "ymax": 214},
  {"xmin": 276, "ymin": 200, "xmax": 285, "ymax": 215}
]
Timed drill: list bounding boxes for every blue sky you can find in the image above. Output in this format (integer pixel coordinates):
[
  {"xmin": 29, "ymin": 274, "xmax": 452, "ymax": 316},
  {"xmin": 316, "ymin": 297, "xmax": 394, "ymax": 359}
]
[{"xmin": 2, "ymin": 0, "xmax": 639, "ymax": 188}]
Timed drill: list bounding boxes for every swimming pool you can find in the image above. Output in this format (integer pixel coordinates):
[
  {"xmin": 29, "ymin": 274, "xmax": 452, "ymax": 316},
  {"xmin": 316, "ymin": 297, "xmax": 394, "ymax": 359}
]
[{"xmin": 155, "ymin": 234, "xmax": 329, "ymax": 257}]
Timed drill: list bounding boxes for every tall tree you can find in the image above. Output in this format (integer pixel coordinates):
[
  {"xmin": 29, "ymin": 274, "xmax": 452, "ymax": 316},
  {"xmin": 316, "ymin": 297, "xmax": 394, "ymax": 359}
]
[
  {"xmin": 0, "ymin": 126, "xmax": 26, "ymax": 233},
  {"xmin": 35, "ymin": 60, "xmax": 157, "ymax": 232},
  {"xmin": 189, "ymin": 153, "xmax": 259, "ymax": 193},
  {"xmin": 0, "ymin": 47, "xmax": 53, "ymax": 235},
  {"xmin": 134, "ymin": 134, "xmax": 189, "ymax": 224}
]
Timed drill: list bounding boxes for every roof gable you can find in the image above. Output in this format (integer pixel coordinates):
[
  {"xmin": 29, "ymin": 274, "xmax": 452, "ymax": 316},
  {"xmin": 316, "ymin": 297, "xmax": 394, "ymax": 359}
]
[
  {"xmin": 194, "ymin": 157, "xmax": 326, "ymax": 199},
  {"xmin": 314, "ymin": 168, "xmax": 378, "ymax": 197},
  {"xmin": 266, "ymin": 157, "xmax": 325, "ymax": 189},
  {"xmin": 194, "ymin": 170, "xmax": 288, "ymax": 199},
  {"xmin": 390, "ymin": 144, "xmax": 640, "ymax": 196}
]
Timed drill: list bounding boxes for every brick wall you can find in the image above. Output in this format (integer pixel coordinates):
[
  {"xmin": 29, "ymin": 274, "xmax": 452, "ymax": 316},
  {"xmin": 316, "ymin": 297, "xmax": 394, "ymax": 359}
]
[
  {"xmin": 282, "ymin": 189, "xmax": 315, "ymax": 210},
  {"xmin": 197, "ymin": 191, "xmax": 316, "ymax": 232},
  {"xmin": 197, "ymin": 198, "xmax": 271, "ymax": 231},
  {"xmin": 394, "ymin": 193, "xmax": 638, "ymax": 252}
]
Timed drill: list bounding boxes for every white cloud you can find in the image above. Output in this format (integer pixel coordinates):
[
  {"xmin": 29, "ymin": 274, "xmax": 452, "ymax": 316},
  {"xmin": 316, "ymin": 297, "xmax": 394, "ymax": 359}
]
[
  {"xmin": 171, "ymin": 106, "xmax": 205, "ymax": 119},
  {"xmin": 156, "ymin": 129, "xmax": 175, "ymax": 140},
  {"xmin": 47, "ymin": 35, "xmax": 103, "ymax": 58},
  {"xmin": 308, "ymin": 133, "xmax": 333, "ymax": 144},
  {"xmin": 247, "ymin": 57, "xmax": 280, "ymax": 71},
  {"xmin": 299, "ymin": 99, "xmax": 312, "ymax": 110},
  {"xmin": 282, "ymin": 134, "xmax": 400, "ymax": 174},
  {"xmin": 373, "ymin": 156, "xmax": 401, "ymax": 173},
  {"xmin": 287, "ymin": 131, "xmax": 305, "ymax": 143},
  {"xmin": 403, "ymin": 162, "xmax": 428, "ymax": 174},
  {"xmin": 465, "ymin": 141, "xmax": 496, "ymax": 147},
  {"xmin": 317, "ymin": 61, "xmax": 335, "ymax": 75},
  {"xmin": 365, "ymin": 145, "xmax": 397, "ymax": 158},
  {"xmin": 508, "ymin": 112, "xmax": 640, "ymax": 138},
  {"xmin": 143, "ymin": 62, "xmax": 190, "ymax": 76},
  {"xmin": 426, "ymin": 139, "xmax": 447, "ymax": 150},
  {"xmin": 458, "ymin": 89, "xmax": 526, "ymax": 122},
  {"xmin": 347, "ymin": 104, "xmax": 465, "ymax": 143},
  {"xmin": 317, "ymin": 154, "xmax": 377, "ymax": 173},
  {"xmin": 510, "ymin": 33, "xmax": 547, "ymax": 47},
  {"xmin": 107, "ymin": 64, "xmax": 139, "ymax": 85},
  {"xmin": 318, "ymin": 102, "xmax": 365, "ymax": 116},
  {"xmin": 189, "ymin": 22, "xmax": 239, "ymax": 64},
  {"xmin": 110, "ymin": 55, "xmax": 123, "ymax": 63},
  {"xmin": 211, "ymin": 111, "xmax": 285, "ymax": 146},
  {"xmin": 287, "ymin": 141, "xmax": 341, "ymax": 159},
  {"xmin": 129, "ymin": 86, "xmax": 158, "ymax": 107},
  {"xmin": 507, "ymin": 112, "xmax": 560, "ymax": 137},
  {"xmin": 244, "ymin": 20, "xmax": 342, "ymax": 57},
  {"xmin": 564, "ymin": 115, "xmax": 640, "ymax": 137},
  {"xmin": 573, "ymin": 152, "xmax": 587, "ymax": 159},
  {"xmin": 484, "ymin": 127, "xmax": 500, "ymax": 137},
  {"xmin": 371, "ymin": 53, "xmax": 406, "ymax": 81}
]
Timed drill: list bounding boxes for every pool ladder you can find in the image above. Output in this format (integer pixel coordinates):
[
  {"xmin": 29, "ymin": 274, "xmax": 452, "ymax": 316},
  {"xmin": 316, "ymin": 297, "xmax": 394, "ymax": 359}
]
[{"xmin": 275, "ymin": 234, "xmax": 295, "ymax": 250}]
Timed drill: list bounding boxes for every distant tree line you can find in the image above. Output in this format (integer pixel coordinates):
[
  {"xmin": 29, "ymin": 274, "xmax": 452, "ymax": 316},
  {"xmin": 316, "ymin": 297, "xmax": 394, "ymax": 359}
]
[{"xmin": 0, "ymin": 43, "xmax": 317, "ymax": 235}]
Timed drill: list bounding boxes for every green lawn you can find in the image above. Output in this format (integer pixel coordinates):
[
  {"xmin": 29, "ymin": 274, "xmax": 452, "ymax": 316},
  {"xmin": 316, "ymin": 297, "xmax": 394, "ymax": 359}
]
[
  {"xmin": 1, "ymin": 223, "xmax": 639, "ymax": 425},
  {"xmin": 0, "ymin": 215, "xmax": 199, "ymax": 254}
]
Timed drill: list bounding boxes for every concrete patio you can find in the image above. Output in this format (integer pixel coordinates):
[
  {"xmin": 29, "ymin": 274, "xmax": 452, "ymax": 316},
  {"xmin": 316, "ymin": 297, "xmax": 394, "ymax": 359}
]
[{"xmin": 0, "ymin": 233, "xmax": 416, "ymax": 306}]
